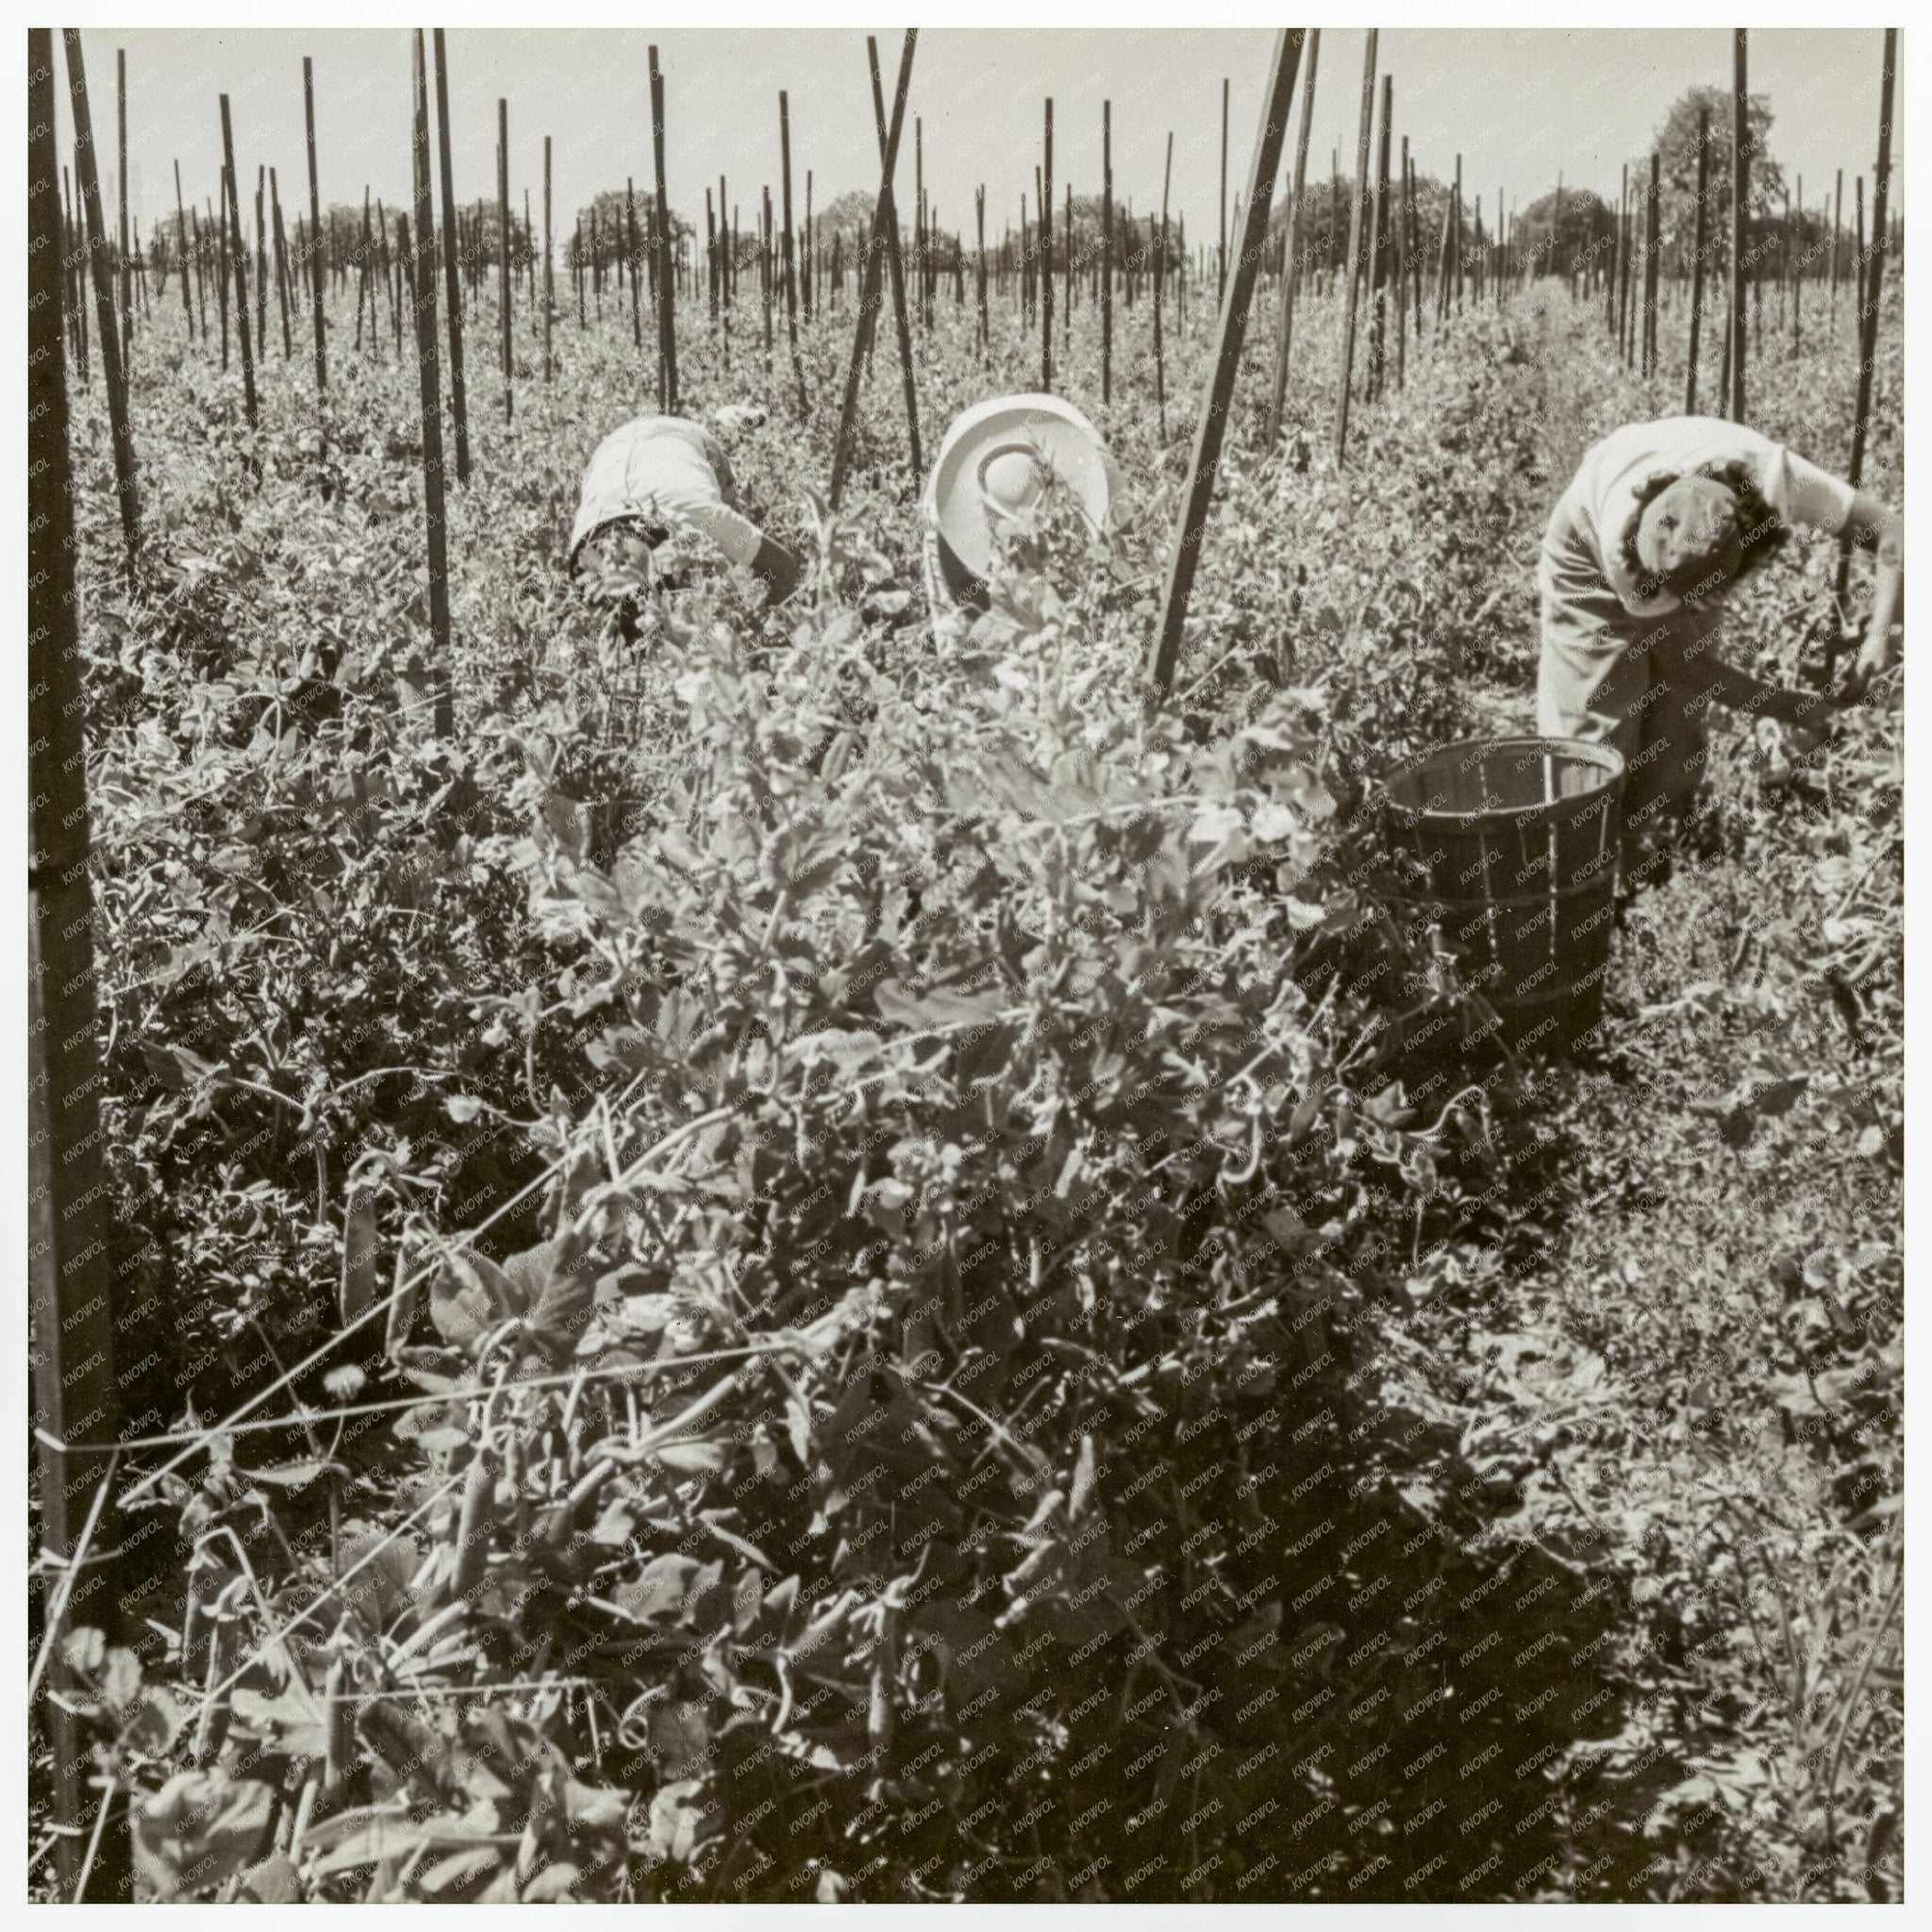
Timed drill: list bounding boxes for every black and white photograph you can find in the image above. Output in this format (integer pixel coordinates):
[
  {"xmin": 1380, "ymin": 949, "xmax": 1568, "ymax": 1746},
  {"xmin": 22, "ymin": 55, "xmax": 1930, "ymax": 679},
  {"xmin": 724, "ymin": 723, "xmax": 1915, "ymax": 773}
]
[{"xmin": 21, "ymin": 10, "xmax": 1908, "ymax": 1907}]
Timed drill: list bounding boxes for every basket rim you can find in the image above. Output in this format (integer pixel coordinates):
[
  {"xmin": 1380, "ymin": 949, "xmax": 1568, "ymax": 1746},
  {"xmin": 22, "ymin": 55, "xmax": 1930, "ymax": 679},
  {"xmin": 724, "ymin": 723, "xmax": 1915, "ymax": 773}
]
[{"xmin": 1382, "ymin": 735, "xmax": 1626, "ymax": 822}]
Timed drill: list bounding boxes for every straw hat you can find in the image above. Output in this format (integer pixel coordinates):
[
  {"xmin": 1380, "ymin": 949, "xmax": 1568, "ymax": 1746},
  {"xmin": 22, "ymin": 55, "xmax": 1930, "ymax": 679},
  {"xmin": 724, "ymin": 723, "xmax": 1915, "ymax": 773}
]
[{"xmin": 922, "ymin": 394, "xmax": 1123, "ymax": 594}]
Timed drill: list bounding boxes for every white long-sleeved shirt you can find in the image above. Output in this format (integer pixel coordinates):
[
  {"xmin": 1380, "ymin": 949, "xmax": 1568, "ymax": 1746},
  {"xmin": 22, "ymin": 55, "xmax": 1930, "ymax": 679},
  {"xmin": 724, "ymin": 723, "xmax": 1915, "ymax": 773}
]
[
  {"xmin": 1552, "ymin": 416, "xmax": 1858, "ymax": 618},
  {"xmin": 568, "ymin": 416, "xmax": 766, "ymax": 570}
]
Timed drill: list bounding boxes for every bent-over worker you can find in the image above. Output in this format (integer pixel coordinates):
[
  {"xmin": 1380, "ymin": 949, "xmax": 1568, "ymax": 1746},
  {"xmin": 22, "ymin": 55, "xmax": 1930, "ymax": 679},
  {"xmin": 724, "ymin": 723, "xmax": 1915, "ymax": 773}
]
[
  {"xmin": 1538, "ymin": 415, "xmax": 1901, "ymax": 867},
  {"xmin": 569, "ymin": 411, "xmax": 803, "ymax": 634}
]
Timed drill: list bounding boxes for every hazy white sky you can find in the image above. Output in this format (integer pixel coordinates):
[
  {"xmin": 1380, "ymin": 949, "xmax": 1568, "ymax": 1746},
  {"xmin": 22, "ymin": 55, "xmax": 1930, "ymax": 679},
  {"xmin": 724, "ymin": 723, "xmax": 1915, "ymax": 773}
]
[{"xmin": 57, "ymin": 26, "xmax": 1901, "ymax": 249}]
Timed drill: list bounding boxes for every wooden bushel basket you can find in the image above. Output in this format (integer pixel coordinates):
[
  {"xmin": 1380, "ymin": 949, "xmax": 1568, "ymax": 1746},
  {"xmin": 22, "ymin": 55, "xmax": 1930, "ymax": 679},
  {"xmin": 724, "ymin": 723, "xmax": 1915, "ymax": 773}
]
[{"xmin": 1383, "ymin": 737, "xmax": 1625, "ymax": 1054}]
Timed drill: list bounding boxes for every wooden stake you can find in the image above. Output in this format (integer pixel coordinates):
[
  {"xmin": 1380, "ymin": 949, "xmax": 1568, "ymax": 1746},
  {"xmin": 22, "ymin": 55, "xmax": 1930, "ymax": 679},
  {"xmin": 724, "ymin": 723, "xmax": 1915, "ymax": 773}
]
[
  {"xmin": 61, "ymin": 35, "xmax": 139, "ymax": 571},
  {"xmin": 626, "ymin": 176, "xmax": 642, "ymax": 351},
  {"xmin": 431, "ymin": 32, "xmax": 470, "ymax": 479},
  {"xmin": 1266, "ymin": 33, "xmax": 1319, "ymax": 449},
  {"xmin": 1218, "ymin": 75, "xmax": 1229, "ymax": 301},
  {"xmin": 975, "ymin": 182, "xmax": 989, "ymax": 356},
  {"xmin": 1368, "ymin": 73, "xmax": 1391, "ymax": 399},
  {"xmin": 270, "ymin": 168, "xmax": 292, "ymax": 357},
  {"xmin": 1334, "ymin": 27, "xmax": 1377, "ymax": 462},
  {"xmin": 1644, "ymin": 152, "xmax": 1660, "ymax": 376},
  {"xmin": 174, "ymin": 158, "xmax": 195, "ymax": 339},
  {"xmin": 1041, "ymin": 97, "xmax": 1054, "ymax": 391},
  {"xmin": 116, "ymin": 47, "xmax": 132, "ymax": 366},
  {"xmin": 1406, "ymin": 150, "xmax": 1422, "ymax": 341},
  {"xmin": 1102, "ymin": 99, "xmax": 1113, "ymax": 407},
  {"xmin": 303, "ymin": 59, "xmax": 326, "ymax": 391},
  {"xmin": 1791, "ymin": 174, "xmax": 1801, "ymax": 350},
  {"xmin": 1394, "ymin": 135, "xmax": 1407, "ymax": 383},
  {"xmin": 1826, "ymin": 26, "xmax": 1895, "ymax": 682},
  {"xmin": 498, "ymin": 101, "xmax": 512, "ymax": 421},
  {"xmin": 1149, "ymin": 29, "xmax": 1306, "ymax": 694},
  {"xmin": 828, "ymin": 28, "xmax": 917, "ymax": 508},
  {"xmin": 1831, "ymin": 167, "xmax": 1842, "ymax": 307},
  {"xmin": 780, "ymin": 91, "xmax": 808, "ymax": 417},
  {"xmin": 1729, "ymin": 29, "xmax": 1747, "ymax": 421},
  {"xmin": 649, "ymin": 45, "xmax": 678, "ymax": 413},
  {"xmin": 29, "ymin": 41, "xmax": 125, "ymax": 1898},
  {"xmin": 408, "ymin": 32, "xmax": 452, "ymax": 738},
  {"xmin": 1686, "ymin": 108, "xmax": 1710, "ymax": 412},
  {"xmin": 543, "ymin": 134, "xmax": 553, "ymax": 383}
]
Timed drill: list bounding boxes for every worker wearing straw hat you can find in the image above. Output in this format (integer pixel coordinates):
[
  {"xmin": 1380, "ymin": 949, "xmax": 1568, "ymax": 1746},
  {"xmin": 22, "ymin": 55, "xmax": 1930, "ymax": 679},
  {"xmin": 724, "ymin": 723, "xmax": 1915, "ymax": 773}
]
[
  {"xmin": 921, "ymin": 394, "xmax": 1124, "ymax": 618},
  {"xmin": 1538, "ymin": 415, "xmax": 1901, "ymax": 874},
  {"xmin": 569, "ymin": 408, "xmax": 803, "ymax": 638}
]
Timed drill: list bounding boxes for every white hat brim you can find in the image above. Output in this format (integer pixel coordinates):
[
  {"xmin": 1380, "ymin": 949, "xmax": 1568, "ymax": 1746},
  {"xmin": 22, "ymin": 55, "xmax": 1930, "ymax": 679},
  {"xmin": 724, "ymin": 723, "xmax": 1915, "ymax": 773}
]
[{"xmin": 925, "ymin": 393, "xmax": 1121, "ymax": 582}]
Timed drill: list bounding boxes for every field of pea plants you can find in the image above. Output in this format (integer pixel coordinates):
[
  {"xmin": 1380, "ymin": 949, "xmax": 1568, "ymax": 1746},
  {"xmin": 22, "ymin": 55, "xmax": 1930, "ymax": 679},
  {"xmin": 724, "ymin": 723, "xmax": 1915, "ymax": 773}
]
[{"xmin": 29, "ymin": 29, "xmax": 1902, "ymax": 1907}]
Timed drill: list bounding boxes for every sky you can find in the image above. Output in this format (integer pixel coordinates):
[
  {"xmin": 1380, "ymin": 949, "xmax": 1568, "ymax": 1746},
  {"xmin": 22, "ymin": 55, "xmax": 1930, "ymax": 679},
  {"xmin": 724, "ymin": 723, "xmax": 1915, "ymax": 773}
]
[{"xmin": 55, "ymin": 26, "xmax": 1902, "ymax": 253}]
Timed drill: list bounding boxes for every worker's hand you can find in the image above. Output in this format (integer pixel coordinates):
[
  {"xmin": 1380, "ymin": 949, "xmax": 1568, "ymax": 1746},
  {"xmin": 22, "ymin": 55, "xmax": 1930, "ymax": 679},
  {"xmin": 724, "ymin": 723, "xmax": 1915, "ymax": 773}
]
[{"xmin": 1874, "ymin": 509, "xmax": 1904, "ymax": 573}]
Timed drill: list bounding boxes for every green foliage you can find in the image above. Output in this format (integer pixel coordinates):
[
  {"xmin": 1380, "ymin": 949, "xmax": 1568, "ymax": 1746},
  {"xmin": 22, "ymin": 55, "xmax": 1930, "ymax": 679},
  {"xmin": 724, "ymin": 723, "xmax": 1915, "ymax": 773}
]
[{"xmin": 38, "ymin": 207, "xmax": 1899, "ymax": 1906}]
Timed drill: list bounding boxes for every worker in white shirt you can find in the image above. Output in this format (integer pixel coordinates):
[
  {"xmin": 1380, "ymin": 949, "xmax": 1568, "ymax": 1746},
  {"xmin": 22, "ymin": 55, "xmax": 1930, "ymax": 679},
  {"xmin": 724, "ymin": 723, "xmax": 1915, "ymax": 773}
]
[
  {"xmin": 568, "ymin": 411, "xmax": 803, "ymax": 635},
  {"xmin": 1539, "ymin": 416, "xmax": 1901, "ymax": 866}
]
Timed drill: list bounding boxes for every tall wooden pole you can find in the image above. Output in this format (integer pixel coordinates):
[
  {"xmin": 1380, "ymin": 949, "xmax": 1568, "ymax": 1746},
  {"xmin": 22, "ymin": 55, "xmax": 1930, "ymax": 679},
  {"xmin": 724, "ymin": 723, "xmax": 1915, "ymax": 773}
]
[
  {"xmin": 408, "ymin": 33, "xmax": 452, "ymax": 739},
  {"xmin": 1150, "ymin": 29, "xmax": 1306, "ymax": 695},
  {"xmin": 1854, "ymin": 175, "xmax": 1865, "ymax": 318},
  {"xmin": 116, "ymin": 47, "xmax": 132, "ymax": 366},
  {"xmin": 1643, "ymin": 151, "xmax": 1660, "ymax": 376},
  {"xmin": 1333, "ymin": 26, "xmax": 1377, "ymax": 462},
  {"xmin": 869, "ymin": 39, "xmax": 921, "ymax": 480},
  {"xmin": 1790, "ymin": 173, "xmax": 1802, "ymax": 350},
  {"xmin": 1686, "ymin": 107, "xmax": 1710, "ymax": 412},
  {"xmin": 1394, "ymin": 134, "xmax": 1407, "ymax": 383},
  {"xmin": 1368, "ymin": 73, "xmax": 1391, "ymax": 399},
  {"xmin": 1826, "ymin": 26, "xmax": 1895, "ymax": 683},
  {"xmin": 975, "ymin": 182, "xmax": 989, "ymax": 356},
  {"xmin": 1614, "ymin": 161, "xmax": 1630, "ymax": 353},
  {"xmin": 626, "ymin": 177, "xmax": 642, "ymax": 351},
  {"xmin": 780, "ymin": 91, "xmax": 808, "ymax": 418},
  {"xmin": 829, "ymin": 29, "xmax": 917, "ymax": 508},
  {"xmin": 542, "ymin": 134, "xmax": 553, "ymax": 383},
  {"xmin": 432, "ymin": 31, "xmax": 470, "ymax": 479},
  {"xmin": 1831, "ymin": 167, "xmax": 1843, "ymax": 308},
  {"xmin": 1102, "ymin": 99, "xmax": 1113, "ymax": 406},
  {"xmin": 174, "ymin": 158, "xmax": 195, "ymax": 338},
  {"xmin": 1218, "ymin": 75, "xmax": 1229, "ymax": 301},
  {"xmin": 1041, "ymin": 97, "xmax": 1055, "ymax": 392},
  {"xmin": 1155, "ymin": 132, "xmax": 1173, "ymax": 435},
  {"xmin": 1729, "ymin": 29, "xmax": 1747, "ymax": 421},
  {"xmin": 270, "ymin": 168, "xmax": 292, "ymax": 356},
  {"xmin": 1406, "ymin": 150, "xmax": 1422, "ymax": 341},
  {"xmin": 649, "ymin": 45, "xmax": 678, "ymax": 413},
  {"xmin": 497, "ymin": 99, "xmax": 512, "ymax": 421},
  {"xmin": 303, "ymin": 56, "xmax": 326, "ymax": 392},
  {"xmin": 255, "ymin": 167, "xmax": 268, "ymax": 354},
  {"xmin": 30, "ymin": 36, "xmax": 125, "ymax": 1896},
  {"xmin": 62, "ymin": 33, "xmax": 140, "ymax": 572}
]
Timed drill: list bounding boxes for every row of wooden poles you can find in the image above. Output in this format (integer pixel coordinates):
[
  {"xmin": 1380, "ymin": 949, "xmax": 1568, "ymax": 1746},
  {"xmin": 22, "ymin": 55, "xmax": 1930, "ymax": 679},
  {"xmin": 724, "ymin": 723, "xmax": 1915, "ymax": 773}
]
[{"xmin": 26, "ymin": 33, "xmax": 1906, "ymax": 1897}]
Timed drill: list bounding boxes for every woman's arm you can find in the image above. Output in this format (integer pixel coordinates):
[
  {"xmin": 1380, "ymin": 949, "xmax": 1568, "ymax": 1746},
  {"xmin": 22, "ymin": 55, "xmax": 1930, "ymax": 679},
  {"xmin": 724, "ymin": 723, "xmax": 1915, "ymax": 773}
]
[
  {"xmin": 1667, "ymin": 626, "xmax": 1839, "ymax": 729},
  {"xmin": 1840, "ymin": 490, "xmax": 1903, "ymax": 698}
]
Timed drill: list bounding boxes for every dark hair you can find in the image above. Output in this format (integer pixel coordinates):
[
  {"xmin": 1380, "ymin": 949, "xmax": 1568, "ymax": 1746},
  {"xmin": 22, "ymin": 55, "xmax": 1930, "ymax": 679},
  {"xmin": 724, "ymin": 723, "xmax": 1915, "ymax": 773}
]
[{"xmin": 1620, "ymin": 458, "xmax": 1792, "ymax": 600}]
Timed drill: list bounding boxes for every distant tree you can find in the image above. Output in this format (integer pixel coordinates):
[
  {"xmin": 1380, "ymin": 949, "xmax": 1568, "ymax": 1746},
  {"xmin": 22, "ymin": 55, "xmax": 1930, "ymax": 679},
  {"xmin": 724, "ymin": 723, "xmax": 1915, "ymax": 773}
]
[
  {"xmin": 1511, "ymin": 188, "xmax": 1616, "ymax": 280},
  {"xmin": 571, "ymin": 189, "xmax": 691, "ymax": 270},
  {"xmin": 1646, "ymin": 83, "xmax": 1785, "ymax": 273},
  {"xmin": 817, "ymin": 189, "xmax": 876, "ymax": 240}
]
